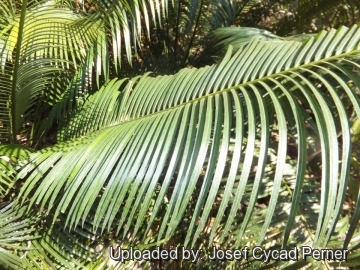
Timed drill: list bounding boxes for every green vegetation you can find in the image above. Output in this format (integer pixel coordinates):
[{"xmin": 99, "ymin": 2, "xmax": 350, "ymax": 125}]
[{"xmin": 1, "ymin": 0, "xmax": 360, "ymax": 269}]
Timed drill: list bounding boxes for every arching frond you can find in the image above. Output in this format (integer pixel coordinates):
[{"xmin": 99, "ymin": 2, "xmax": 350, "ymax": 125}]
[
  {"xmin": 16, "ymin": 25, "xmax": 360, "ymax": 270},
  {"xmin": 0, "ymin": 0, "xmax": 99, "ymax": 143},
  {"xmin": 0, "ymin": 0, "xmax": 169, "ymax": 144}
]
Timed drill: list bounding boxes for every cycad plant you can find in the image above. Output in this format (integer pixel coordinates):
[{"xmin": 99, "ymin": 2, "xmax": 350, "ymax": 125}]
[{"xmin": 1, "ymin": 0, "xmax": 360, "ymax": 269}]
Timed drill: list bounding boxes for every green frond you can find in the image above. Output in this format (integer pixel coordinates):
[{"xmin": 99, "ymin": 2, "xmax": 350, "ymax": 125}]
[
  {"xmin": 0, "ymin": 144, "xmax": 33, "ymax": 196},
  {"xmin": 56, "ymin": 77, "xmax": 130, "ymax": 141},
  {"xmin": 35, "ymin": 54, "xmax": 95, "ymax": 143},
  {"xmin": 210, "ymin": 0, "xmax": 262, "ymax": 28},
  {"xmin": 0, "ymin": 203, "xmax": 39, "ymax": 269},
  {"xmin": 25, "ymin": 219, "xmax": 100, "ymax": 269},
  {"xmin": 16, "ymin": 25, "xmax": 360, "ymax": 266},
  {"xmin": 91, "ymin": 0, "xmax": 169, "ymax": 69},
  {"xmin": 206, "ymin": 26, "xmax": 287, "ymax": 61},
  {"xmin": 0, "ymin": 203, "xmax": 111, "ymax": 269},
  {"xmin": 0, "ymin": 0, "xmax": 164, "ymax": 143},
  {"xmin": 0, "ymin": 0, "xmax": 100, "ymax": 143}
]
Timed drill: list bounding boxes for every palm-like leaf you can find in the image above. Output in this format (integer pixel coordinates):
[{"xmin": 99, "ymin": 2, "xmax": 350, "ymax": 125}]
[
  {"xmin": 0, "ymin": 0, "xmax": 97, "ymax": 143},
  {"xmin": 2, "ymin": 0, "xmax": 360, "ymax": 268},
  {"xmin": 14, "ymin": 24, "xmax": 360, "ymax": 269},
  {"xmin": 0, "ymin": 144, "xmax": 33, "ymax": 196},
  {"xmin": 0, "ymin": 202, "xmax": 117, "ymax": 269},
  {"xmin": 210, "ymin": 0, "xmax": 262, "ymax": 27},
  {"xmin": 0, "ymin": 203, "xmax": 39, "ymax": 269},
  {"xmin": 0, "ymin": 0, "xmax": 165, "ymax": 144}
]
